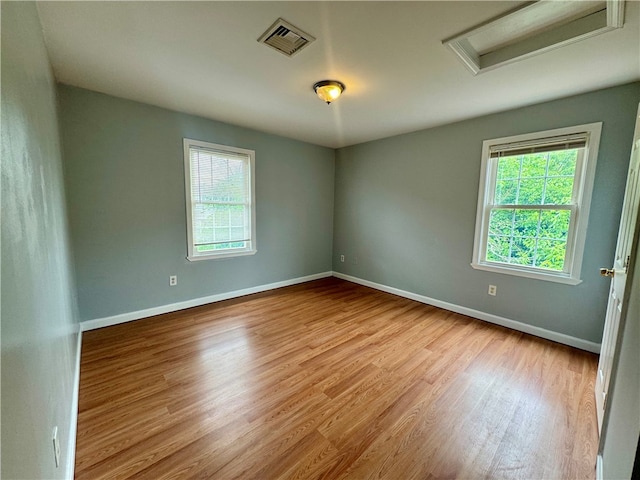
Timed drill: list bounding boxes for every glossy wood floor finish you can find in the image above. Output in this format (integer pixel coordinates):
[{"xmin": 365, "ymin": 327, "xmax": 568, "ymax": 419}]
[{"xmin": 75, "ymin": 278, "xmax": 598, "ymax": 480}]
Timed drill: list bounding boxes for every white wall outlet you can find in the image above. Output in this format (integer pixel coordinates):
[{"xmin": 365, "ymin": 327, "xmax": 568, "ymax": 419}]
[
  {"xmin": 52, "ymin": 426, "xmax": 60, "ymax": 468},
  {"xmin": 169, "ymin": 275, "xmax": 177, "ymax": 286},
  {"xmin": 488, "ymin": 285, "xmax": 497, "ymax": 296},
  {"xmin": 340, "ymin": 255, "xmax": 345, "ymax": 262}
]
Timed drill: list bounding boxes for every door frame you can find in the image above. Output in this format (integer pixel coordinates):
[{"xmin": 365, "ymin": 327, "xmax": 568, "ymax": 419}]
[{"xmin": 596, "ymin": 104, "xmax": 640, "ymax": 472}]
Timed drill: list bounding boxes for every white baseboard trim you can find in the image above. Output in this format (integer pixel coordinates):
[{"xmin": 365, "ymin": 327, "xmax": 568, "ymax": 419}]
[
  {"xmin": 596, "ymin": 454, "xmax": 603, "ymax": 480},
  {"xmin": 332, "ymin": 272, "xmax": 601, "ymax": 354},
  {"xmin": 81, "ymin": 272, "xmax": 333, "ymax": 331},
  {"xmin": 66, "ymin": 325, "xmax": 82, "ymax": 480},
  {"xmin": 80, "ymin": 270, "xmax": 600, "ymax": 353}
]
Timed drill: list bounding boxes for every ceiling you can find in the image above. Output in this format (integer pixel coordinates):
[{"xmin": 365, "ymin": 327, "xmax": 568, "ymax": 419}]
[{"xmin": 36, "ymin": 1, "xmax": 640, "ymax": 149}]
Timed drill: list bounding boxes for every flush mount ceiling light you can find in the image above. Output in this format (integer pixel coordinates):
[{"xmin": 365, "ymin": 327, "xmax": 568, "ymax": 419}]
[
  {"xmin": 443, "ymin": 0, "xmax": 625, "ymax": 74},
  {"xmin": 313, "ymin": 80, "xmax": 345, "ymax": 105}
]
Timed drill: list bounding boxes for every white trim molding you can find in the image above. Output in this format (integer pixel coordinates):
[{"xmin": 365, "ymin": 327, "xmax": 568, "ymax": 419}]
[
  {"xmin": 66, "ymin": 326, "xmax": 82, "ymax": 480},
  {"xmin": 332, "ymin": 272, "xmax": 601, "ymax": 353},
  {"xmin": 596, "ymin": 454, "xmax": 603, "ymax": 480},
  {"xmin": 81, "ymin": 272, "xmax": 333, "ymax": 331},
  {"xmin": 443, "ymin": 0, "xmax": 625, "ymax": 75},
  {"xmin": 81, "ymin": 269, "xmax": 600, "ymax": 353},
  {"xmin": 471, "ymin": 123, "xmax": 602, "ymax": 285},
  {"xmin": 183, "ymin": 138, "xmax": 256, "ymax": 262}
]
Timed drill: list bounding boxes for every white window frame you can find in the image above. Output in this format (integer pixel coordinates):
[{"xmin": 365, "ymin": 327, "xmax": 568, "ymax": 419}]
[
  {"xmin": 183, "ymin": 138, "xmax": 256, "ymax": 261},
  {"xmin": 471, "ymin": 123, "xmax": 602, "ymax": 284}
]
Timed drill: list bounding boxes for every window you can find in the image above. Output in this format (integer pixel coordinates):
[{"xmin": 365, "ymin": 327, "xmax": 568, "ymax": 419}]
[
  {"xmin": 472, "ymin": 123, "xmax": 602, "ymax": 284},
  {"xmin": 183, "ymin": 139, "xmax": 256, "ymax": 261}
]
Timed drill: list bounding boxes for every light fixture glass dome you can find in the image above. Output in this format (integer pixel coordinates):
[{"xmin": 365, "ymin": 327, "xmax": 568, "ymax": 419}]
[{"xmin": 313, "ymin": 80, "xmax": 345, "ymax": 104}]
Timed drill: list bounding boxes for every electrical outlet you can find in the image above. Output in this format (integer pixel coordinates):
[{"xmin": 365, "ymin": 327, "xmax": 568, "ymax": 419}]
[
  {"xmin": 352, "ymin": 256, "xmax": 358, "ymax": 265},
  {"xmin": 52, "ymin": 426, "xmax": 60, "ymax": 468},
  {"xmin": 169, "ymin": 275, "xmax": 177, "ymax": 286},
  {"xmin": 340, "ymin": 255, "xmax": 345, "ymax": 262},
  {"xmin": 488, "ymin": 285, "xmax": 497, "ymax": 296}
]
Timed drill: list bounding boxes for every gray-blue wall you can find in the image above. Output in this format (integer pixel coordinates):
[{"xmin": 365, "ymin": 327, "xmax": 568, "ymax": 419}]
[
  {"xmin": 3, "ymin": 3, "xmax": 639, "ymax": 476},
  {"xmin": 333, "ymin": 83, "xmax": 640, "ymax": 344},
  {"xmin": 58, "ymin": 85, "xmax": 335, "ymax": 322},
  {"xmin": 1, "ymin": 2, "xmax": 80, "ymax": 478}
]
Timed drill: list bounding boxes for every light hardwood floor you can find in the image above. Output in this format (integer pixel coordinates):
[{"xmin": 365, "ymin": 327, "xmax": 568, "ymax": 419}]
[{"xmin": 75, "ymin": 277, "xmax": 598, "ymax": 479}]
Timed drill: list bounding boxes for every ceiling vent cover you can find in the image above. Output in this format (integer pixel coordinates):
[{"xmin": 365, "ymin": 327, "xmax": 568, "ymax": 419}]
[{"xmin": 258, "ymin": 18, "xmax": 316, "ymax": 57}]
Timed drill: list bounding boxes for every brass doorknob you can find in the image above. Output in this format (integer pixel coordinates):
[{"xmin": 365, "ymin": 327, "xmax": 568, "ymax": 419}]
[{"xmin": 600, "ymin": 268, "xmax": 615, "ymax": 277}]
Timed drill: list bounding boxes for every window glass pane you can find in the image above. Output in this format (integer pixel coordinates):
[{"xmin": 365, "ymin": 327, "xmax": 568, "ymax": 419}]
[
  {"xmin": 521, "ymin": 153, "xmax": 547, "ymax": 178},
  {"xmin": 194, "ymin": 204, "xmax": 213, "ymax": 245},
  {"xmin": 496, "ymin": 156, "xmax": 520, "ymax": 180},
  {"xmin": 495, "ymin": 179, "xmax": 518, "ymax": 204},
  {"xmin": 191, "ymin": 153, "xmax": 248, "ymax": 204},
  {"xmin": 214, "ymin": 228, "xmax": 230, "ymax": 242},
  {"xmin": 486, "ymin": 207, "xmax": 570, "ymax": 271},
  {"xmin": 535, "ymin": 239, "xmax": 567, "ymax": 271},
  {"xmin": 220, "ymin": 159, "xmax": 248, "ymax": 202},
  {"xmin": 544, "ymin": 177, "xmax": 574, "ymax": 204},
  {"xmin": 214, "ymin": 205, "xmax": 229, "ymax": 226},
  {"xmin": 195, "ymin": 228, "xmax": 213, "ymax": 245},
  {"xmin": 517, "ymin": 178, "xmax": 544, "ymax": 204},
  {"xmin": 547, "ymin": 149, "xmax": 578, "ymax": 176},
  {"xmin": 196, "ymin": 241, "xmax": 246, "ymax": 253},
  {"xmin": 510, "ymin": 236, "xmax": 535, "ymax": 266},
  {"xmin": 486, "ymin": 235, "xmax": 511, "ymax": 263},
  {"xmin": 495, "ymin": 149, "xmax": 578, "ymax": 207},
  {"xmin": 194, "ymin": 207, "xmax": 247, "ymax": 244},
  {"xmin": 488, "ymin": 209, "xmax": 514, "ymax": 236},
  {"xmin": 230, "ymin": 227, "xmax": 245, "ymax": 240},
  {"xmin": 539, "ymin": 210, "xmax": 570, "ymax": 240},
  {"xmin": 229, "ymin": 206, "xmax": 245, "ymax": 226},
  {"xmin": 514, "ymin": 209, "xmax": 539, "ymax": 237}
]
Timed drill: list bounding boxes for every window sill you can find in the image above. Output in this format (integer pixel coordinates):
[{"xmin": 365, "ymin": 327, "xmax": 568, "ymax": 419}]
[
  {"xmin": 187, "ymin": 249, "xmax": 257, "ymax": 262},
  {"xmin": 471, "ymin": 262, "xmax": 582, "ymax": 285}
]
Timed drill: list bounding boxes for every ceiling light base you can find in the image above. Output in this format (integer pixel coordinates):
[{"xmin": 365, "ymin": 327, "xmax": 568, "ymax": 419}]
[{"xmin": 313, "ymin": 80, "xmax": 345, "ymax": 105}]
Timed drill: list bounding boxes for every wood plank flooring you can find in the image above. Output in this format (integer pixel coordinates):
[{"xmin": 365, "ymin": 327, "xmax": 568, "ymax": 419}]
[{"xmin": 75, "ymin": 277, "xmax": 598, "ymax": 479}]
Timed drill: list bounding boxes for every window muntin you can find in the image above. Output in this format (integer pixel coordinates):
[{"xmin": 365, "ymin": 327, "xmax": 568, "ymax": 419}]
[
  {"xmin": 184, "ymin": 139, "xmax": 256, "ymax": 261},
  {"xmin": 472, "ymin": 124, "xmax": 602, "ymax": 284}
]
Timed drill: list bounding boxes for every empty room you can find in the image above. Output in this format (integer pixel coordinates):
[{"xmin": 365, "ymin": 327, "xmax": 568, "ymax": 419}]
[{"xmin": 2, "ymin": 1, "xmax": 640, "ymax": 479}]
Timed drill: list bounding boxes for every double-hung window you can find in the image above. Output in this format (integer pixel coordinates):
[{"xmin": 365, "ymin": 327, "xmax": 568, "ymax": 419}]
[
  {"xmin": 472, "ymin": 123, "xmax": 602, "ymax": 284},
  {"xmin": 184, "ymin": 138, "xmax": 256, "ymax": 261}
]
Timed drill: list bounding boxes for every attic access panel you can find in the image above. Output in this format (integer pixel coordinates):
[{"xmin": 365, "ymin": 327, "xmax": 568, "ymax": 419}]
[{"xmin": 443, "ymin": 0, "xmax": 625, "ymax": 74}]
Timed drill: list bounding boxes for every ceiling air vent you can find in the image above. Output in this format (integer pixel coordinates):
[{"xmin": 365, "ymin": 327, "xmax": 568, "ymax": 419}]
[{"xmin": 258, "ymin": 18, "xmax": 316, "ymax": 57}]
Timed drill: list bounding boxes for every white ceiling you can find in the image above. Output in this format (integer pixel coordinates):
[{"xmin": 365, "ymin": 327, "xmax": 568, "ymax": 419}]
[{"xmin": 37, "ymin": 1, "xmax": 640, "ymax": 148}]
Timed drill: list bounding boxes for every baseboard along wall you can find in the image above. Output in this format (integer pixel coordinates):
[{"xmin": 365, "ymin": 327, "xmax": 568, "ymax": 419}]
[
  {"xmin": 332, "ymin": 272, "xmax": 601, "ymax": 353},
  {"xmin": 80, "ymin": 271, "xmax": 600, "ymax": 353},
  {"xmin": 66, "ymin": 326, "xmax": 82, "ymax": 480},
  {"xmin": 80, "ymin": 272, "xmax": 333, "ymax": 331}
]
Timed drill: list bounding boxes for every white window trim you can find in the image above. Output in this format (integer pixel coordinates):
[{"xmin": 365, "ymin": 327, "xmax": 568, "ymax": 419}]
[
  {"xmin": 183, "ymin": 138, "xmax": 257, "ymax": 262},
  {"xmin": 471, "ymin": 122, "xmax": 602, "ymax": 284}
]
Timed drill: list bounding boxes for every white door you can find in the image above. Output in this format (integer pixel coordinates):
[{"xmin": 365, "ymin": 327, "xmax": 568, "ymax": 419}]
[{"xmin": 595, "ymin": 104, "xmax": 640, "ymax": 433}]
